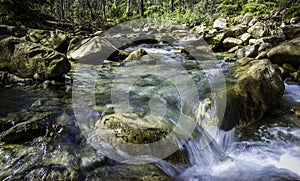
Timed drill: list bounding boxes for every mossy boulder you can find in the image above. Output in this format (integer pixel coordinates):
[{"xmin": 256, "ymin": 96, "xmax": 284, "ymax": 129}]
[
  {"xmin": 0, "ymin": 36, "xmax": 70, "ymax": 80},
  {"xmin": 267, "ymin": 36, "xmax": 300, "ymax": 66},
  {"xmin": 219, "ymin": 59, "xmax": 284, "ymax": 130},
  {"xmin": 27, "ymin": 29, "xmax": 69, "ymax": 52},
  {"xmin": 207, "ymin": 32, "xmax": 227, "ymax": 51},
  {"xmin": 95, "ymin": 113, "xmax": 171, "ymax": 144}
]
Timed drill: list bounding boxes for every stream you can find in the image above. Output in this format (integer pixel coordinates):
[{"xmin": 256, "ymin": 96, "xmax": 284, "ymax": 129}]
[{"xmin": 0, "ymin": 42, "xmax": 300, "ymax": 180}]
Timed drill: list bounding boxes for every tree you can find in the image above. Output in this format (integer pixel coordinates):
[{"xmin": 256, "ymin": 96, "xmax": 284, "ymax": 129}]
[
  {"xmin": 140, "ymin": 0, "xmax": 144, "ymax": 17},
  {"xmin": 86, "ymin": 0, "xmax": 95, "ymax": 21}
]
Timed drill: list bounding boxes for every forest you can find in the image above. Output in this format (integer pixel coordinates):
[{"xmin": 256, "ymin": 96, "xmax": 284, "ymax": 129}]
[{"xmin": 1, "ymin": 0, "xmax": 299, "ymax": 29}]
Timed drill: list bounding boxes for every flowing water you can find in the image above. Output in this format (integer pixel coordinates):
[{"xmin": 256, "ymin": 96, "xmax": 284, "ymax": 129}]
[{"xmin": 0, "ymin": 42, "xmax": 300, "ymax": 180}]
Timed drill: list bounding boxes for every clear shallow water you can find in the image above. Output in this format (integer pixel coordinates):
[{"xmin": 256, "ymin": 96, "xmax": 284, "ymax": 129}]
[{"xmin": 0, "ymin": 43, "xmax": 300, "ymax": 180}]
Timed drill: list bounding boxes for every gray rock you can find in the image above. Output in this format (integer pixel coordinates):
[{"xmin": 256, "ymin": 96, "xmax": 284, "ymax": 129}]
[
  {"xmin": 267, "ymin": 37, "xmax": 300, "ymax": 66},
  {"xmin": 261, "ymin": 33, "xmax": 286, "ymax": 45},
  {"xmin": 259, "ymin": 43, "xmax": 272, "ymax": 53},
  {"xmin": 232, "ymin": 24, "xmax": 249, "ymax": 37},
  {"xmin": 290, "ymin": 17, "xmax": 300, "ymax": 24},
  {"xmin": 213, "ymin": 18, "xmax": 227, "ymax": 30},
  {"xmin": 189, "ymin": 25, "xmax": 209, "ymax": 37},
  {"xmin": 207, "ymin": 32, "xmax": 227, "ymax": 51},
  {"xmin": 247, "ymin": 22, "xmax": 268, "ymax": 39},
  {"xmin": 248, "ymin": 18, "xmax": 258, "ymax": 26},
  {"xmin": 249, "ymin": 38, "xmax": 263, "ymax": 45},
  {"xmin": 240, "ymin": 33, "xmax": 252, "ymax": 44},
  {"xmin": 236, "ymin": 44, "xmax": 259, "ymax": 58},
  {"xmin": 282, "ymin": 24, "xmax": 300, "ymax": 39},
  {"xmin": 67, "ymin": 36, "xmax": 118, "ymax": 61},
  {"xmin": 123, "ymin": 48, "xmax": 148, "ymax": 62},
  {"xmin": 242, "ymin": 13, "xmax": 252, "ymax": 25},
  {"xmin": 222, "ymin": 37, "xmax": 243, "ymax": 50}
]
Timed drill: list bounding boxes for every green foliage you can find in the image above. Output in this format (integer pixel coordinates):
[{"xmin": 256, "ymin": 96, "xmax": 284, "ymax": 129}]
[
  {"xmin": 282, "ymin": 5, "xmax": 300, "ymax": 23},
  {"xmin": 241, "ymin": 1, "xmax": 276, "ymax": 16},
  {"xmin": 1, "ymin": 0, "xmax": 300, "ymax": 30},
  {"xmin": 217, "ymin": 0, "xmax": 244, "ymax": 15}
]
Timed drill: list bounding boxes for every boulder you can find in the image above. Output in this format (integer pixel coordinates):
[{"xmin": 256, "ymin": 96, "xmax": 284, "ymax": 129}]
[
  {"xmin": 232, "ymin": 24, "xmax": 248, "ymax": 37},
  {"xmin": 236, "ymin": 44, "xmax": 259, "ymax": 58},
  {"xmin": 0, "ymin": 116, "xmax": 51, "ymax": 144},
  {"xmin": 248, "ymin": 38, "xmax": 263, "ymax": 45},
  {"xmin": 248, "ymin": 18, "xmax": 258, "ymax": 26},
  {"xmin": 94, "ymin": 113, "xmax": 170, "ymax": 144},
  {"xmin": 213, "ymin": 18, "xmax": 227, "ymax": 30},
  {"xmin": 247, "ymin": 22, "xmax": 268, "ymax": 39},
  {"xmin": 261, "ymin": 33, "xmax": 286, "ymax": 45},
  {"xmin": 282, "ymin": 24, "xmax": 300, "ymax": 39},
  {"xmin": 240, "ymin": 33, "xmax": 252, "ymax": 45},
  {"xmin": 241, "ymin": 13, "xmax": 252, "ymax": 25},
  {"xmin": 123, "ymin": 48, "xmax": 148, "ymax": 63},
  {"xmin": 258, "ymin": 43, "xmax": 272, "ymax": 53},
  {"xmin": 267, "ymin": 37, "xmax": 300, "ymax": 66},
  {"xmin": 207, "ymin": 32, "xmax": 226, "ymax": 51},
  {"xmin": 219, "ymin": 59, "xmax": 284, "ymax": 130},
  {"xmin": 27, "ymin": 29, "xmax": 69, "ymax": 52},
  {"xmin": 0, "ymin": 36, "xmax": 70, "ymax": 80},
  {"xmin": 67, "ymin": 36, "xmax": 118, "ymax": 61},
  {"xmin": 222, "ymin": 37, "xmax": 243, "ymax": 50}
]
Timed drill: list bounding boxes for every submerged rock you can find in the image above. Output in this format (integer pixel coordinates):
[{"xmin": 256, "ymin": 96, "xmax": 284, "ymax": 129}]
[
  {"xmin": 0, "ymin": 36, "xmax": 70, "ymax": 80},
  {"xmin": 88, "ymin": 164, "xmax": 170, "ymax": 181},
  {"xmin": 0, "ymin": 115, "xmax": 52, "ymax": 144},
  {"xmin": 0, "ymin": 140, "xmax": 79, "ymax": 180}
]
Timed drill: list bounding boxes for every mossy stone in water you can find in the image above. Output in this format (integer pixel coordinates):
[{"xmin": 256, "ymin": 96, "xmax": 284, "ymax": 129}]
[{"xmin": 95, "ymin": 113, "xmax": 171, "ymax": 144}]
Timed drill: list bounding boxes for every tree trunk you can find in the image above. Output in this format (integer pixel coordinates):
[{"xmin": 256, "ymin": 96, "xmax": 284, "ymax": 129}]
[
  {"xmin": 139, "ymin": 0, "xmax": 144, "ymax": 17},
  {"xmin": 60, "ymin": 0, "xmax": 65, "ymax": 19},
  {"xmin": 126, "ymin": 0, "xmax": 131, "ymax": 16},
  {"xmin": 171, "ymin": 0, "xmax": 175, "ymax": 11},
  {"xmin": 86, "ymin": 0, "xmax": 95, "ymax": 21},
  {"xmin": 101, "ymin": 0, "xmax": 106, "ymax": 20}
]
